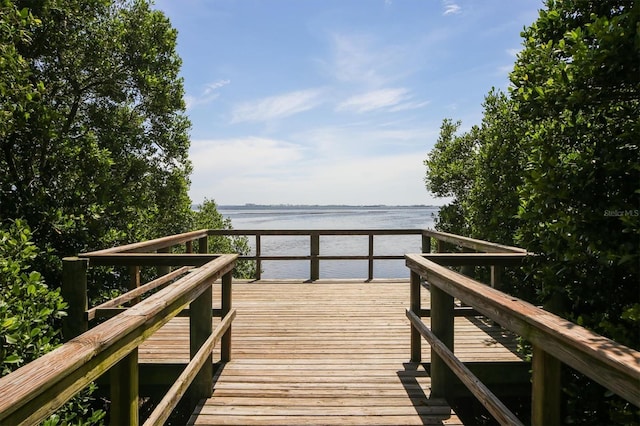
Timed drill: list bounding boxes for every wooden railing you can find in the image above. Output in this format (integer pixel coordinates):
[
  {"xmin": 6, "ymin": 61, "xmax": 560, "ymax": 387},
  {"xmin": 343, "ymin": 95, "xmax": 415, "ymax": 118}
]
[
  {"xmin": 406, "ymin": 253, "xmax": 640, "ymax": 426},
  {"xmin": 0, "ymin": 230, "xmax": 237, "ymax": 426},
  {"xmin": 208, "ymin": 228, "xmax": 525, "ymax": 280}
]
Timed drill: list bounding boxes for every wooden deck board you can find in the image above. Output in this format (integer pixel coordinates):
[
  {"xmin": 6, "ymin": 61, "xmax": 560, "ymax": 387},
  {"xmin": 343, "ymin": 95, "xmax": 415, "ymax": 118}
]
[{"xmin": 138, "ymin": 280, "xmax": 523, "ymax": 425}]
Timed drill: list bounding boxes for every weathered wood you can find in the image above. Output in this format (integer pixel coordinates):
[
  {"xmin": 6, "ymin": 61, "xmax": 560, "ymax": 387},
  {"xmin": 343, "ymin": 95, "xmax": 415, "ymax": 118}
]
[
  {"xmin": 157, "ymin": 246, "xmax": 172, "ymax": 276},
  {"xmin": 221, "ymin": 271, "xmax": 233, "ymax": 362},
  {"xmin": 199, "ymin": 235, "xmax": 208, "ymax": 254},
  {"xmin": 422, "ymin": 253, "xmax": 528, "ymax": 266},
  {"xmin": 83, "ymin": 229, "xmax": 209, "ymax": 256},
  {"xmin": 188, "ymin": 281, "xmax": 473, "ymax": 426},
  {"xmin": 87, "ymin": 266, "xmax": 192, "ymax": 320},
  {"xmin": 186, "ymin": 240, "xmax": 193, "ymax": 253},
  {"xmin": 129, "ymin": 265, "xmax": 141, "ymax": 305},
  {"xmin": 0, "ymin": 255, "xmax": 237, "ymax": 425},
  {"xmin": 405, "ymin": 253, "xmax": 640, "ymax": 407},
  {"xmin": 407, "ymin": 310, "xmax": 524, "ymax": 426},
  {"xmin": 310, "ymin": 233, "xmax": 320, "ymax": 280},
  {"xmin": 430, "ymin": 281, "xmax": 454, "ymax": 398},
  {"xmin": 145, "ymin": 310, "xmax": 236, "ymax": 426},
  {"xmin": 367, "ymin": 234, "xmax": 374, "ymax": 281},
  {"xmin": 110, "ymin": 349, "xmax": 139, "ymax": 426},
  {"xmin": 190, "ymin": 278, "xmax": 213, "ymax": 402},
  {"xmin": 255, "ymin": 234, "xmax": 262, "ymax": 280},
  {"xmin": 422, "ymin": 229, "xmax": 527, "ymax": 253},
  {"xmin": 531, "ymin": 345, "xmax": 561, "ymax": 426},
  {"xmin": 410, "ymin": 271, "xmax": 421, "ymax": 362},
  {"xmin": 82, "ymin": 253, "xmax": 221, "ymax": 266},
  {"xmin": 491, "ymin": 264, "xmax": 503, "ymax": 290},
  {"xmin": 62, "ymin": 257, "xmax": 89, "ymax": 341}
]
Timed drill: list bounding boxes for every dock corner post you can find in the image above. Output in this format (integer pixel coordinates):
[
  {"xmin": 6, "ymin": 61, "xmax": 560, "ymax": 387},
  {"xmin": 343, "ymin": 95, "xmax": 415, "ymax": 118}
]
[
  {"xmin": 221, "ymin": 270, "xmax": 233, "ymax": 362},
  {"xmin": 531, "ymin": 345, "xmax": 562, "ymax": 426},
  {"xmin": 62, "ymin": 257, "xmax": 89, "ymax": 341},
  {"xmin": 430, "ymin": 283, "xmax": 454, "ymax": 398},
  {"xmin": 190, "ymin": 277, "xmax": 214, "ymax": 400},
  {"xmin": 110, "ymin": 348, "xmax": 139, "ymax": 426},
  {"xmin": 310, "ymin": 233, "xmax": 319, "ymax": 281},
  {"xmin": 410, "ymin": 270, "xmax": 422, "ymax": 362}
]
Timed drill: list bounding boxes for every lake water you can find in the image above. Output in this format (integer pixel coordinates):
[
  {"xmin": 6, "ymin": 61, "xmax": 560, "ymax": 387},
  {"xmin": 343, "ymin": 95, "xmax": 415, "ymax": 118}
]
[{"xmin": 218, "ymin": 205, "xmax": 439, "ymax": 279}]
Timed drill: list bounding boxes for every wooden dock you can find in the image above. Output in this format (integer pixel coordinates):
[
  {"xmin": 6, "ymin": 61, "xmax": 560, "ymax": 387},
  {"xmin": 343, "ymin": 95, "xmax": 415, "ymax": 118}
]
[{"xmin": 139, "ymin": 279, "xmax": 523, "ymax": 425}]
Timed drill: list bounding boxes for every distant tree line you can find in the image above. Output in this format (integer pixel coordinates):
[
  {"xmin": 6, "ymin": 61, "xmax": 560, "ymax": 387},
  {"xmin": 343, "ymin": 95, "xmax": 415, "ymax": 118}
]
[
  {"xmin": 0, "ymin": 1, "xmax": 250, "ymax": 423},
  {"xmin": 425, "ymin": 1, "xmax": 638, "ymax": 423}
]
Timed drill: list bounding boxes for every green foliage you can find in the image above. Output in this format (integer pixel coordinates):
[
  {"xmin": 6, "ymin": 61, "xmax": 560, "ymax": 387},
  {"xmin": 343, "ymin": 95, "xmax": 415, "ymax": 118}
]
[
  {"xmin": 511, "ymin": 0, "xmax": 640, "ymax": 342},
  {"xmin": 424, "ymin": 91, "xmax": 525, "ymax": 247},
  {"xmin": 193, "ymin": 199, "xmax": 257, "ymax": 279},
  {"xmin": 0, "ymin": 220, "xmax": 66, "ymax": 375},
  {"xmin": 0, "ymin": 0, "xmax": 192, "ymax": 287},
  {"xmin": 425, "ymin": 0, "xmax": 639, "ymax": 422},
  {"xmin": 0, "ymin": 220, "xmax": 105, "ymax": 425}
]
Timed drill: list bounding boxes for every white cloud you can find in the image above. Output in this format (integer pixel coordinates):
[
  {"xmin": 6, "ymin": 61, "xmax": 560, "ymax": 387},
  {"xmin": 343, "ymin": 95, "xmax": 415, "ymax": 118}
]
[
  {"xmin": 442, "ymin": 1, "xmax": 461, "ymax": 15},
  {"xmin": 324, "ymin": 33, "xmax": 408, "ymax": 88},
  {"xmin": 185, "ymin": 79, "xmax": 230, "ymax": 109},
  {"xmin": 337, "ymin": 88, "xmax": 428, "ymax": 113},
  {"xmin": 230, "ymin": 89, "xmax": 325, "ymax": 123}
]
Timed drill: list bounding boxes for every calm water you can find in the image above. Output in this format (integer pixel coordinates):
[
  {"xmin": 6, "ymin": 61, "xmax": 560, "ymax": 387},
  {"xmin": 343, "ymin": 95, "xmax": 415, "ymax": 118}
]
[{"xmin": 218, "ymin": 205, "xmax": 439, "ymax": 279}]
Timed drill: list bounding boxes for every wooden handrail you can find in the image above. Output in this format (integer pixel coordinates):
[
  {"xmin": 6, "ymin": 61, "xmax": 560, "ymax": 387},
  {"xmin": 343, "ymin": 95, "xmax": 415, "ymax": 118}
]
[
  {"xmin": 421, "ymin": 229, "xmax": 527, "ymax": 253},
  {"xmin": 82, "ymin": 229, "xmax": 210, "ymax": 255},
  {"xmin": 0, "ymin": 254, "xmax": 237, "ymax": 425},
  {"xmin": 406, "ymin": 253, "xmax": 640, "ymax": 425}
]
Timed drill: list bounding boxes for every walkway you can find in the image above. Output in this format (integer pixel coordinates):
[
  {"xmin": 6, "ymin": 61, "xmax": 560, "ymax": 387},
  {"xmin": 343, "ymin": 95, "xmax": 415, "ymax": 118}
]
[{"xmin": 140, "ymin": 279, "xmax": 522, "ymax": 425}]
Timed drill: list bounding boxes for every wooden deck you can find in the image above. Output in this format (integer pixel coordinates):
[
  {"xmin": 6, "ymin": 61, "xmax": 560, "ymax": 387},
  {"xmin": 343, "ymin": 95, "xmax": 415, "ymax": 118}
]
[{"xmin": 139, "ymin": 279, "xmax": 524, "ymax": 425}]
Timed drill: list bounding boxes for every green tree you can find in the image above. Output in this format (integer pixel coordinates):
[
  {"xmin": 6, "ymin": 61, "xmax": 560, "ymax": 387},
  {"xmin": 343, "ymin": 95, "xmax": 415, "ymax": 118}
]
[
  {"xmin": 511, "ymin": 0, "xmax": 639, "ymax": 341},
  {"xmin": 0, "ymin": 0, "xmax": 192, "ymax": 286},
  {"xmin": 193, "ymin": 199, "xmax": 256, "ymax": 279},
  {"xmin": 423, "ymin": 119, "xmax": 478, "ymax": 236}
]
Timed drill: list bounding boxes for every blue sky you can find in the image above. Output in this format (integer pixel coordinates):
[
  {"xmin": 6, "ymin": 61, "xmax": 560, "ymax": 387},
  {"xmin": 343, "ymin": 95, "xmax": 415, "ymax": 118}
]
[{"xmin": 153, "ymin": 0, "xmax": 543, "ymax": 206}]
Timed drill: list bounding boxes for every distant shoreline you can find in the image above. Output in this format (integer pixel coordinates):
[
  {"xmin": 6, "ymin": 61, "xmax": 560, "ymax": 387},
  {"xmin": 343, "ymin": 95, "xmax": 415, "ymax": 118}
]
[{"xmin": 216, "ymin": 204, "xmax": 439, "ymax": 209}]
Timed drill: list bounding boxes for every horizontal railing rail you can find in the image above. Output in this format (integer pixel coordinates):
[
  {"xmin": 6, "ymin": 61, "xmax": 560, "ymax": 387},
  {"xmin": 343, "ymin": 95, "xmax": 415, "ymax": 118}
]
[
  {"xmin": 207, "ymin": 228, "xmax": 526, "ymax": 280},
  {"xmin": 406, "ymin": 253, "xmax": 640, "ymax": 426},
  {"xmin": 0, "ymin": 253, "xmax": 237, "ymax": 425}
]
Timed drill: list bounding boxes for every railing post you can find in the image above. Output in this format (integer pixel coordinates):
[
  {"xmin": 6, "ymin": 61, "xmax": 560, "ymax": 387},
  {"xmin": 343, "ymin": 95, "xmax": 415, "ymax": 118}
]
[
  {"xmin": 460, "ymin": 247, "xmax": 474, "ymax": 278},
  {"xmin": 221, "ymin": 270, "xmax": 233, "ymax": 362},
  {"xmin": 255, "ymin": 234, "xmax": 262, "ymax": 280},
  {"xmin": 199, "ymin": 235, "xmax": 208, "ymax": 254},
  {"xmin": 421, "ymin": 233, "xmax": 430, "ymax": 253},
  {"xmin": 62, "ymin": 257, "xmax": 89, "ymax": 341},
  {"xmin": 410, "ymin": 270, "xmax": 421, "ymax": 362},
  {"xmin": 430, "ymin": 283, "xmax": 454, "ymax": 398},
  {"xmin": 129, "ymin": 265, "xmax": 141, "ymax": 305},
  {"xmin": 368, "ymin": 234, "xmax": 374, "ymax": 281},
  {"xmin": 310, "ymin": 233, "xmax": 319, "ymax": 281},
  {"xmin": 190, "ymin": 277, "xmax": 213, "ymax": 401},
  {"xmin": 491, "ymin": 265, "xmax": 503, "ymax": 290},
  {"xmin": 436, "ymin": 238, "xmax": 445, "ymax": 253},
  {"xmin": 532, "ymin": 345, "xmax": 561, "ymax": 426},
  {"xmin": 157, "ymin": 246, "xmax": 171, "ymax": 277},
  {"xmin": 110, "ymin": 349, "xmax": 139, "ymax": 426},
  {"xmin": 186, "ymin": 240, "xmax": 193, "ymax": 253}
]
